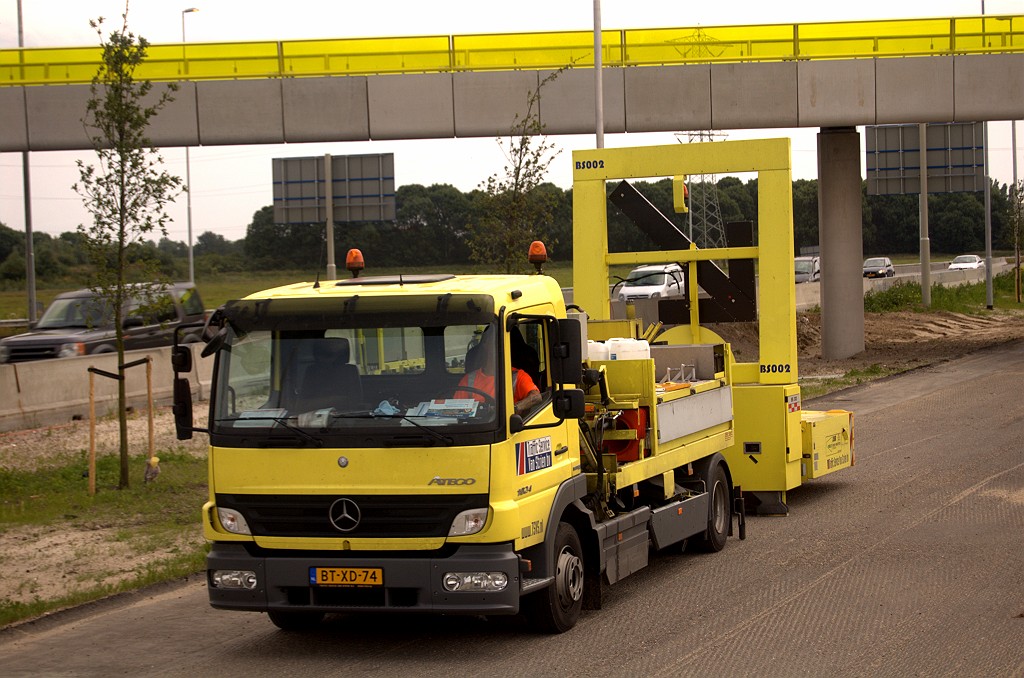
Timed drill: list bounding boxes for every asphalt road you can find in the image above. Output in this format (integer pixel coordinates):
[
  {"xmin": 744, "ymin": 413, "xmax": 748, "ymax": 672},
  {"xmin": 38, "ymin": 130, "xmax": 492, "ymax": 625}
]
[{"xmin": 2, "ymin": 341, "xmax": 1023, "ymax": 677}]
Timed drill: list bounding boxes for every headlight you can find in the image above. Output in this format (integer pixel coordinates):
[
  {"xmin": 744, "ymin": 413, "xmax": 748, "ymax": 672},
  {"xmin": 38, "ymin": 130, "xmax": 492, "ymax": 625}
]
[
  {"xmin": 58, "ymin": 342, "xmax": 85, "ymax": 358},
  {"xmin": 618, "ymin": 294, "xmax": 626, "ymax": 302},
  {"xmin": 651, "ymin": 292, "xmax": 661, "ymax": 298},
  {"xmin": 448, "ymin": 508, "xmax": 488, "ymax": 536},
  {"xmin": 217, "ymin": 507, "xmax": 252, "ymax": 535},
  {"xmin": 442, "ymin": 571, "xmax": 508, "ymax": 592},
  {"xmin": 210, "ymin": 570, "xmax": 258, "ymax": 589},
  {"xmin": 0, "ymin": 345, "xmax": 9, "ymax": 363}
]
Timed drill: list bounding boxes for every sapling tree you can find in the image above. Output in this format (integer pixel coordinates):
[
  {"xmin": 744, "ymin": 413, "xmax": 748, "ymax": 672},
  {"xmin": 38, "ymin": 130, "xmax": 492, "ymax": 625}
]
[
  {"xmin": 73, "ymin": 4, "xmax": 183, "ymax": 489},
  {"xmin": 469, "ymin": 71, "xmax": 563, "ymax": 273}
]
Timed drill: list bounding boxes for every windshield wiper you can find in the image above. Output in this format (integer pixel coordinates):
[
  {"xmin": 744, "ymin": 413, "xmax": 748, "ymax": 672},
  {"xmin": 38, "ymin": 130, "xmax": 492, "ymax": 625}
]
[
  {"xmin": 377, "ymin": 413, "xmax": 455, "ymax": 446},
  {"xmin": 330, "ymin": 411, "xmax": 455, "ymax": 446},
  {"xmin": 216, "ymin": 416, "xmax": 323, "ymax": 447}
]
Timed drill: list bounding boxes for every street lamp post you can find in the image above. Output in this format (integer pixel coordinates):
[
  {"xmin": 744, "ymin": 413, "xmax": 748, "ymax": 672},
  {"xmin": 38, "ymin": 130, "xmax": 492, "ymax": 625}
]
[
  {"xmin": 17, "ymin": 0, "xmax": 37, "ymax": 322},
  {"xmin": 182, "ymin": 8, "xmax": 198, "ymax": 283}
]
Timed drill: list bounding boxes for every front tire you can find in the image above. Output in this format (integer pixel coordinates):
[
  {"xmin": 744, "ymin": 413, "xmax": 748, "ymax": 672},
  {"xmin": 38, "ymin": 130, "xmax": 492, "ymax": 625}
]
[{"xmin": 525, "ymin": 522, "xmax": 584, "ymax": 633}]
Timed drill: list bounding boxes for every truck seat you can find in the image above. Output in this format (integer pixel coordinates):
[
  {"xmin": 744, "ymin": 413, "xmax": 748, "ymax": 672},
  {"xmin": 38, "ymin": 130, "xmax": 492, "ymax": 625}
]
[{"xmin": 290, "ymin": 337, "xmax": 363, "ymax": 413}]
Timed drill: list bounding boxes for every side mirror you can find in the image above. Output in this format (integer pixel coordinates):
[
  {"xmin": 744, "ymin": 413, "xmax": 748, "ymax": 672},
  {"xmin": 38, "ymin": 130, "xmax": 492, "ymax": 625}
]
[
  {"xmin": 172, "ymin": 377, "xmax": 194, "ymax": 440},
  {"xmin": 508, "ymin": 414, "xmax": 525, "ymax": 434},
  {"xmin": 201, "ymin": 326, "xmax": 228, "ymax": 358},
  {"xmin": 171, "ymin": 345, "xmax": 193, "ymax": 373},
  {"xmin": 552, "ymin": 389, "xmax": 586, "ymax": 420},
  {"xmin": 549, "ymin": 318, "xmax": 583, "ymax": 384}
]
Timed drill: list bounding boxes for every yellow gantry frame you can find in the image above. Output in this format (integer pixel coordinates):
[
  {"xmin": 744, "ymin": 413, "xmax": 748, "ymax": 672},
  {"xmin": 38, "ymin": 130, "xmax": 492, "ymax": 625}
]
[
  {"xmin": 1, "ymin": 15, "xmax": 1021, "ymax": 86},
  {"xmin": 571, "ymin": 138, "xmax": 797, "ymax": 386}
]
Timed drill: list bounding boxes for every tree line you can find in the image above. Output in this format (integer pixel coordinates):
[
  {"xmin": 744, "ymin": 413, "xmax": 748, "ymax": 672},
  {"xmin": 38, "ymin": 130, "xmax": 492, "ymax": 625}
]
[{"xmin": 1, "ymin": 176, "xmax": 1016, "ymax": 284}]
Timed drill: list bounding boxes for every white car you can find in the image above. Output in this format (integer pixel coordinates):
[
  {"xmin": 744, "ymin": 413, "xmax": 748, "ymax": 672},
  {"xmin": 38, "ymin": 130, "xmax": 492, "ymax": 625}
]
[
  {"xmin": 948, "ymin": 255, "xmax": 985, "ymax": 271},
  {"xmin": 616, "ymin": 263, "xmax": 686, "ymax": 302}
]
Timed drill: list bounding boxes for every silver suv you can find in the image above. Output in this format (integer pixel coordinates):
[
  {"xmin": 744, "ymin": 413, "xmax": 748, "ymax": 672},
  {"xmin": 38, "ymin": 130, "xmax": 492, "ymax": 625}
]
[{"xmin": 615, "ymin": 263, "xmax": 686, "ymax": 302}]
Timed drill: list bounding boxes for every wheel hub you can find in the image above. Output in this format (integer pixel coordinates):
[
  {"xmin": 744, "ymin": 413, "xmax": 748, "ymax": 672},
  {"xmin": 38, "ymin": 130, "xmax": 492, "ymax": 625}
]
[{"xmin": 554, "ymin": 545, "xmax": 583, "ymax": 607}]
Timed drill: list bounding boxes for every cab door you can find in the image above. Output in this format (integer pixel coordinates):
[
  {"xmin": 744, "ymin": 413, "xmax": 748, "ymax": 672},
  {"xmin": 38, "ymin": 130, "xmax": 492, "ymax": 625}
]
[{"xmin": 501, "ymin": 314, "xmax": 579, "ymax": 548}]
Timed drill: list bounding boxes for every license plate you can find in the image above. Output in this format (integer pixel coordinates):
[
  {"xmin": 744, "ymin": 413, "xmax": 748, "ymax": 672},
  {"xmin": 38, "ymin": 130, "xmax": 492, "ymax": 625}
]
[{"xmin": 310, "ymin": 567, "xmax": 383, "ymax": 587}]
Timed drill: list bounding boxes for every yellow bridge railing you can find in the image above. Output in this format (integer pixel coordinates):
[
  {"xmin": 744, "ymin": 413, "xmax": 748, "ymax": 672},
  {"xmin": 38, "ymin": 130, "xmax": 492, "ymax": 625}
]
[{"xmin": 1, "ymin": 15, "xmax": 1021, "ymax": 87}]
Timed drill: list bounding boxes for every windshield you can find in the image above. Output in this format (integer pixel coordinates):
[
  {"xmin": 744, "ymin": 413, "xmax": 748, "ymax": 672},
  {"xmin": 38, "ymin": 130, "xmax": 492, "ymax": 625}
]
[
  {"xmin": 795, "ymin": 260, "xmax": 814, "ymax": 274},
  {"xmin": 864, "ymin": 258, "xmax": 886, "ymax": 267},
  {"xmin": 624, "ymin": 270, "xmax": 667, "ymax": 287},
  {"xmin": 36, "ymin": 297, "xmax": 112, "ymax": 330},
  {"xmin": 210, "ymin": 294, "xmax": 502, "ymax": 446},
  {"xmin": 951, "ymin": 256, "xmax": 975, "ymax": 264}
]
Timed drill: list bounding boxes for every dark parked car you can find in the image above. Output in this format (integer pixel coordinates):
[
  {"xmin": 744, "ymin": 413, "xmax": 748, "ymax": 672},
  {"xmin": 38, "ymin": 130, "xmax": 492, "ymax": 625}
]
[
  {"xmin": 0, "ymin": 283, "xmax": 206, "ymax": 364},
  {"xmin": 863, "ymin": 257, "xmax": 895, "ymax": 278}
]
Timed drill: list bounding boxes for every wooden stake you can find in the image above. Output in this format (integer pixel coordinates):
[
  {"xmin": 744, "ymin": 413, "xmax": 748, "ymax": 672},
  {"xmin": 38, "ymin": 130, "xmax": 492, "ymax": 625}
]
[
  {"xmin": 88, "ymin": 369, "xmax": 96, "ymax": 497},
  {"xmin": 146, "ymin": 356, "xmax": 154, "ymax": 459}
]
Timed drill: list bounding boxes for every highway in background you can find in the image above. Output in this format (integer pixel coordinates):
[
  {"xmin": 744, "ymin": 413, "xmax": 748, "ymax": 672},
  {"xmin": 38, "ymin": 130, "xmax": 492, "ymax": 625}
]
[{"xmin": 1, "ymin": 339, "xmax": 1022, "ymax": 677}]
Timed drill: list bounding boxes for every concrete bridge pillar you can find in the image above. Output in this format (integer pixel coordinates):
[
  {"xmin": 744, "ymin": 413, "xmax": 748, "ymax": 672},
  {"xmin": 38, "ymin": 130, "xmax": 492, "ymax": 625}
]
[{"xmin": 817, "ymin": 127, "xmax": 865, "ymax": 359}]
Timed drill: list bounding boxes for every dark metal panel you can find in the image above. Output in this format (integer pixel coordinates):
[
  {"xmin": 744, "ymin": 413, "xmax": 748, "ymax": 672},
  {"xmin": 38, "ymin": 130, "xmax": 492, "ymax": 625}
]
[
  {"xmin": 866, "ymin": 122, "xmax": 985, "ymax": 195},
  {"xmin": 273, "ymin": 153, "xmax": 396, "ymax": 224}
]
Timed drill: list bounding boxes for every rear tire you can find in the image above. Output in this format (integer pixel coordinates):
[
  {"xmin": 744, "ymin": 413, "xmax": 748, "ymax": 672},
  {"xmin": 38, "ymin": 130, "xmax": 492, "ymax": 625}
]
[
  {"xmin": 268, "ymin": 609, "xmax": 325, "ymax": 631},
  {"xmin": 694, "ymin": 463, "xmax": 730, "ymax": 553},
  {"xmin": 525, "ymin": 522, "xmax": 584, "ymax": 633}
]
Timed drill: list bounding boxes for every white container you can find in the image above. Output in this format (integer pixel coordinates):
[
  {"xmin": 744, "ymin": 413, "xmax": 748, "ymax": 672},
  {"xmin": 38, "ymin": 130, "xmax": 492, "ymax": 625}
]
[
  {"xmin": 588, "ymin": 340, "xmax": 610, "ymax": 361},
  {"xmin": 606, "ymin": 337, "xmax": 650, "ymax": 361}
]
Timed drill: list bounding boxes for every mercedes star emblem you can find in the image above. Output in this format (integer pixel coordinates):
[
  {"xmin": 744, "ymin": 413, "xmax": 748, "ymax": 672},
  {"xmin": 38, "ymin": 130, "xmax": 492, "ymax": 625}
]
[{"xmin": 328, "ymin": 498, "xmax": 361, "ymax": 532}]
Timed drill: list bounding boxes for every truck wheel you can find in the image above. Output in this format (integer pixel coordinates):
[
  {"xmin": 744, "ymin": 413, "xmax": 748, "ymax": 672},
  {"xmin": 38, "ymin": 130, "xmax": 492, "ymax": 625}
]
[
  {"xmin": 694, "ymin": 463, "xmax": 730, "ymax": 553},
  {"xmin": 526, "ymin": 522, "xmax": 584, "ymax": 633},
  {"xmin": 267, "ymin": 609, "xmax": 325, "ymax": 631}
]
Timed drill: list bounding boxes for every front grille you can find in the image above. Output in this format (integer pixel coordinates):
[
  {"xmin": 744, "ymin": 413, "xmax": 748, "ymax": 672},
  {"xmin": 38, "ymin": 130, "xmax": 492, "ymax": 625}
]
[
  {"xmin": 218, "ymin": 493, "xmax": 488, "ymax": 539},
  {"xmin": 8, "ymin": 346, "xmax": 58, "ymax": 362}
]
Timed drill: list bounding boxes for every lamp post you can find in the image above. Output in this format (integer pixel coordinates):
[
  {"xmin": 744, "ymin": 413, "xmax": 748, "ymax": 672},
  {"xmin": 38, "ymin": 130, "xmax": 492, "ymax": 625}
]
[
  {"xmin": 182, "ymin": 7, "xmax": 198, "ymax": 283},
  {"xmin": 17, "ymin": 0, "xmax": 37, "ymax": 322}
]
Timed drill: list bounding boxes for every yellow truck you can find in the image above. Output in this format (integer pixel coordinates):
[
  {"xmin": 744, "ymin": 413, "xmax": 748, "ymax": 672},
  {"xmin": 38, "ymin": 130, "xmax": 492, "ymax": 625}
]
[{"xmin": 171, "ymin": 138, "xmax": 853, "ymax": 633}]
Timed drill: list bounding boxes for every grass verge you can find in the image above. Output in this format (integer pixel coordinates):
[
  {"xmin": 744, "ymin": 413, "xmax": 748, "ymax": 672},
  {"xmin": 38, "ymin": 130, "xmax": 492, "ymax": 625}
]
[{"xmin": 0, "ymin": 450, "xmax": 209, "ymax": 628}]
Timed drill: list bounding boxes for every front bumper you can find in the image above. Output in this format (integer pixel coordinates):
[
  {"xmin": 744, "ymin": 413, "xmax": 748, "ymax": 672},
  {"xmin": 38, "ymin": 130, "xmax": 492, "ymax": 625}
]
[{"xmin": 207, "ymin": 542, "xmax": 523, "ymax": 616}]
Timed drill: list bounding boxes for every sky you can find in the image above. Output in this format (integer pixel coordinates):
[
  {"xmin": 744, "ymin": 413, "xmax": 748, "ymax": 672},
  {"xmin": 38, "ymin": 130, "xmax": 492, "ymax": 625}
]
[{"xmin": 1, "ymin": 0, "xmax": 1023, "ymax": 244}]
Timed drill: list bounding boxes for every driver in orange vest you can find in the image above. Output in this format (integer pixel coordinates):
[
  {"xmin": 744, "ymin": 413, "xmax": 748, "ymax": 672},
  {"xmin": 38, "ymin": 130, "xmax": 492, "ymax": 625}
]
[{"xmin": 455, "ymin": 336, "xmax": 541, "ymax": 416}]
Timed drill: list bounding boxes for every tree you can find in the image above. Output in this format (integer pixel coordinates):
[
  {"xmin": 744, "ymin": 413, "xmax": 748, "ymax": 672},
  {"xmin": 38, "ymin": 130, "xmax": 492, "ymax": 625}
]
[
  {"xmin": 72, "ymin": 6, "xmax": 183, "ymax": 490},
  {"xmin": 468, "ymin": 71, "xmax": 562, "ymax": 273},
  {"xmin": 195, "ymin": 230, "xmax": 231, "ymax": 257},
  {"xmin": 791, "ymin": 179, "xmax": 819, "ymax": 253}
]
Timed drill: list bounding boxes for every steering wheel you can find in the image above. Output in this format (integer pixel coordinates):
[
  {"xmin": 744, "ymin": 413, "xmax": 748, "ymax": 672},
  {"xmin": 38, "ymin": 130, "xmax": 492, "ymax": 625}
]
[{"xmin": 443, "ymin": 385, "xmax": 496, "ymax": 407}]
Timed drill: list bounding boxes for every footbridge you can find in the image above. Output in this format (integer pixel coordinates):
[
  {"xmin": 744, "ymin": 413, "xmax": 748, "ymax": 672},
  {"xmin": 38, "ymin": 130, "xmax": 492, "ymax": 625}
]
[{"xmin": 2, "ymin": 14, "xmax": 1023, "ymax": 358}]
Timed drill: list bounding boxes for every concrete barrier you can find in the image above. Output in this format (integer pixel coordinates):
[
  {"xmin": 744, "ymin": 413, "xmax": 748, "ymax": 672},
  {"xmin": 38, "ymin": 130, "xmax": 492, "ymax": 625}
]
[{"xmin": 0, "ymin": 345, "xmax": 213, "ymax": 433}]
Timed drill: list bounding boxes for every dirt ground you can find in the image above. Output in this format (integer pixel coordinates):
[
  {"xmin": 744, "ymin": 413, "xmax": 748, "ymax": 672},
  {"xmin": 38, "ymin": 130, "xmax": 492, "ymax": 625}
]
[{"xmin": 2, "ymin": 307, "xmax": 1024, "ymax": 614}]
